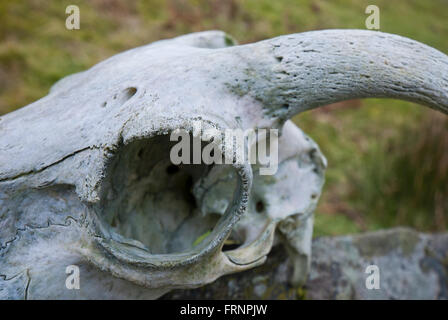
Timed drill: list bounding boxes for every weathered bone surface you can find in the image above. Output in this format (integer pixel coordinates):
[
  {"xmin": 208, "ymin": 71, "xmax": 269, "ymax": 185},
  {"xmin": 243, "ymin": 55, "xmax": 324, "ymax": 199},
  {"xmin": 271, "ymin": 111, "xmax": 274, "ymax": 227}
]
[{"xmin": 0, "ymin": 30, "xmax": 447, "ymax": 299}]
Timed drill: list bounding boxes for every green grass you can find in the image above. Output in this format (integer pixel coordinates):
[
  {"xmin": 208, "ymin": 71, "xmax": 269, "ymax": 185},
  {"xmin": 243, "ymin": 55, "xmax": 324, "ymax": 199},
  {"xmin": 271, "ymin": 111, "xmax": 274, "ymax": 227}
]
[{"xmin": 1, "ymin": 0, "xmax": 447, "ymax": 236}]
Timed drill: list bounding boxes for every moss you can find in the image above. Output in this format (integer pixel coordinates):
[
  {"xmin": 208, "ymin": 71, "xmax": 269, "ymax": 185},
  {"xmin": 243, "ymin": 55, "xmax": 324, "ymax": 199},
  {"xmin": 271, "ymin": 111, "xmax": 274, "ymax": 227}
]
[
  {"xmin": 224, "ymin": 33, "xmax": 237, "ymax": 46},
  {"xmin": 296, "ymin": 286, "xmax": 307, "ymax": 300},
  {"xmin": 192, "ymin": 230, "xmax": 211, "ymax": 247},
  {"xmin": 353, "ymin": 228, "xmax": 420, "ymax": 258},
  {"xmin": 313, "ymin": 211, "xmax": 360, "ymax": 237}
]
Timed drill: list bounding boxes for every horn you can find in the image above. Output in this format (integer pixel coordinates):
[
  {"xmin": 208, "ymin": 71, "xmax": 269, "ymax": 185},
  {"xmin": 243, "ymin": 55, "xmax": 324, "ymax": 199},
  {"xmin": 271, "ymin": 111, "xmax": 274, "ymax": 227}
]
[{"xmin": 234, "ymin": 29, "xmax": 448, "ymax": 120}]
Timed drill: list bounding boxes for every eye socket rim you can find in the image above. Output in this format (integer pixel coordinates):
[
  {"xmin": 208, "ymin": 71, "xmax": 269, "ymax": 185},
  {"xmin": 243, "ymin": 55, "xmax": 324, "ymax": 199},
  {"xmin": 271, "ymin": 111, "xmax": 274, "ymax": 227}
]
[
  {"xmin": 87, "ymin": 126, "xmax": 254, "ymax": 269},
  {"xmin": 93, "ymin": 161, "xmax": 252, "ymax": 268}
]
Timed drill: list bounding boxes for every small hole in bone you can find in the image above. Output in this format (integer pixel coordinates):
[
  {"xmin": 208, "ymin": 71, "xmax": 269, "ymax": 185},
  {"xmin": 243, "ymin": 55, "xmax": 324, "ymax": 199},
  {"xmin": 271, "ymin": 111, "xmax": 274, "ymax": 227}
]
[
  {"xmin": 107, "ymin": 87, "xmax": 137, "ymax": 108},
  {"xmin": 124, "ymin": 87, "xmax": 137, "ymax": 99},
  {"xmin": 256, "ymin": 200, "xmax": 265, "ymax": 213},
  {"xmin": 222, "ymin": 230, "xmax": 243, "ymax": 251},
  {"xmin": 222, "ymin": 242, "xmax": 241, "ymax": 251}
]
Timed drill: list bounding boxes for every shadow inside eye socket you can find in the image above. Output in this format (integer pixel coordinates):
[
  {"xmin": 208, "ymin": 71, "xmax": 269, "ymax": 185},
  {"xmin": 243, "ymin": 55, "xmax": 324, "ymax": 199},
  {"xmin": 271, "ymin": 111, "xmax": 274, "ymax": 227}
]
[
  {"xmin": 256, "ymin": 200, "xmax": 265, "ymax": 213},
  {"xmin": 166, "ymin": 164, "xmax": 180, "ymax": 175}
]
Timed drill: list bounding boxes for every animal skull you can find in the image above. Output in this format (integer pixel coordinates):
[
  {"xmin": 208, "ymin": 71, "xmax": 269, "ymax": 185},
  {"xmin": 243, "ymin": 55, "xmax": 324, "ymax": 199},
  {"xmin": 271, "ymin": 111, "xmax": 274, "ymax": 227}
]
[{"xmin": 0, "ymin": 30, "xmax": 447, "ymax": 299}]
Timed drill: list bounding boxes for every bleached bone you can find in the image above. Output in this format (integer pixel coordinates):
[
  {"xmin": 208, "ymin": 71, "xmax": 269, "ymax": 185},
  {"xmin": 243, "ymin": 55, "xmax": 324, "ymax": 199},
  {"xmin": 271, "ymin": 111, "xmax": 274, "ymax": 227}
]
[{"xmin": 0, "ymin": 29, "xmax": 447, "ymax": 299}]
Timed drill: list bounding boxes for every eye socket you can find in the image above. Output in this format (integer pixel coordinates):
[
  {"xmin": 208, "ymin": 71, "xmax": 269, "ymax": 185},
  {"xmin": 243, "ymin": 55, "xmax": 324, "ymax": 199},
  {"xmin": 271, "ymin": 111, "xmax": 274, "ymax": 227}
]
[{"xmin": 97, "ymin": 133, "xmax": 239, "ymax": 255}]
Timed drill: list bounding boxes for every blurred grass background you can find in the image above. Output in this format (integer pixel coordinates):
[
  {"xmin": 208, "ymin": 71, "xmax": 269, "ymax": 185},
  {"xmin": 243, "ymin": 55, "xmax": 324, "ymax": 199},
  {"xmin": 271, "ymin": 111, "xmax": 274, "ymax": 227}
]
[{"xmin": 0, "ymin": 0, "xmax": 447, "ymax": 236}]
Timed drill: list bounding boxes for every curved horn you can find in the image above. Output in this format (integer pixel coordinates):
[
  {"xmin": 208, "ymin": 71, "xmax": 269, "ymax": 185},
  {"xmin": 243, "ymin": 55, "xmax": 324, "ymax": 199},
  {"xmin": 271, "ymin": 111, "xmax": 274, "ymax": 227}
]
[{"xmin": 235, "ymin": 29, "xmax": 448, "ymax": 120}]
